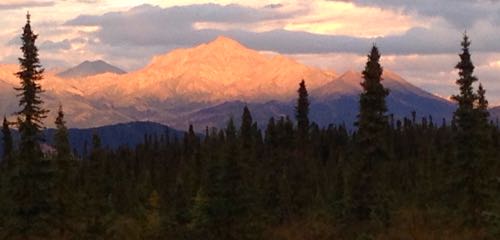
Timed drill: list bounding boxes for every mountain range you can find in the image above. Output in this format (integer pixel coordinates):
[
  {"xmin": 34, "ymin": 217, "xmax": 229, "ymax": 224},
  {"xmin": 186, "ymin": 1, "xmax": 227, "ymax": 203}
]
[
  {"xmin": 491, "ymin": 106, "xmax": 500, "ymax": 122},
  {"xmin": 0, "ymin": 36, "xmax": 485, "ymax": 131},
  {"xmin": 0, "ymin": 121, "xmax": 184, "ymax": 157},
  {"xmin": 44, "ymin": 121, "xmax": 184, "ymax": 154}
]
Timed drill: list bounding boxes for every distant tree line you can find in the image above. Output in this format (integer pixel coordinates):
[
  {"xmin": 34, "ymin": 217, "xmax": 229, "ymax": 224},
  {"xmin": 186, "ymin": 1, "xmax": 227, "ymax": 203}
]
[{"xmin": 0, "ymin": 14, "xmax": 499, "ymax": 240}]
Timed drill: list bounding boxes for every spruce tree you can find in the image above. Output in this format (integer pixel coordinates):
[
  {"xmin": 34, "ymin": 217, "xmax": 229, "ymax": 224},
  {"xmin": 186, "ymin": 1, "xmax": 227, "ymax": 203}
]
[
  {"xmin": 80, "ymin": 133, "xmax": 111, "ymax": 239},
  {"xmin": 450, "ymin": 34, "xmax": 487, "ymax": 223},
  {"xmin": 296, "ymin": 80, "xmax": 310, "ymax": 141},
  {"xmin": 15, "ymin": 12, "xmax": 49, "ymax": 158},
  {"xmin": 352, "ymin": 45, "xmax": 389, "ymax": 222},
  {"xmin": 53, "ymin": 105, "xmax": 77, "ymax": 237},
  {"xmin": 222, "ymin": 118, "xmax": 245, "ymax": 238},
  {"xmin": 452, "ymin": 34, "xmax": 477, "ymax": 126},
  {"xmin": 240, "ymin": 106, "xmax": 253, "ymax": 149},
  {"xmin": 451, "ymin": 33, "xmax": 478, "ymax": 165},
  {"xmin": 190, "ymin": 118, "xmax": 246, "ymax": 239},
  {"xmin": 54, "ymin": 105, "xmax": 71, "ymax": 159},
  {"xmin": 294, "ymin": 80, "xmax": 318, "ymax": 214},
  {"xmin": 357, "ymin": 45, "xmax": 389, "ymax": 142},
  {"xmin": 6, "ymin": 12, "xmax": 54, "ymax": 238},
  {"xmin": 476, "ymin": 83, "xmax": 489, "ymax": 126},
  {"xmin": 2, "ymin": 117, "xmax": 13, "ymax": 161}
]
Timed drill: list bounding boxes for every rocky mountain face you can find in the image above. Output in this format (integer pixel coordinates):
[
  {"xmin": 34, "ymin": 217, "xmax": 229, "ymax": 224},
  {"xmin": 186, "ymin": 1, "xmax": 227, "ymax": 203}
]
[
  {"xmin": 0, "ymin": 36, "xmax": 465, "ymax": 131},
  {"xmin": 185, "ymin": 70, "xmax": 456, "ymax": 130}
]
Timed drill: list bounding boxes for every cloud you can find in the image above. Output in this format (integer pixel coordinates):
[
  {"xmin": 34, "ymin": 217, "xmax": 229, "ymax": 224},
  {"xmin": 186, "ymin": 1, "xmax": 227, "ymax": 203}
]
[
  {"xmin": 73, "ymin": 0, "xmax": 101, "ymax": 3},
  {"xmin": 66, "ymin": 3, "xmax": 294, "ymax": 26},
  {"xmin": 64, "ymin": 3, "xmax": 500, "ymax": 57},
  {"xmin": 0, "ymin": 0, "xmax": 54, "ymax": 10},
  {"xmin": 328, "ymin": 0, "xmax": 500, "ymax": 29},
  {"xmin": 264, "ymin": 3, "xmax": 284, "ymax": 9},
  {"xmin": 40, "ymin": 39, "xmax": 71, "ymax": 50}
]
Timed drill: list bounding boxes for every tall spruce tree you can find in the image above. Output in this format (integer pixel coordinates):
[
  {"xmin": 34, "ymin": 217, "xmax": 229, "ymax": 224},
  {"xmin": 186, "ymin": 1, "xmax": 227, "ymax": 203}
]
[
  {"xmin": 476, "ymin": 83, "xmax": 491, "ymax": 151},
  {"xmin": 15, "ymin": 12, "xmax": 48, "ymax": 158},
  {"xmin": 357, "ymin": 45, "xmax": 389, "ymax": 143},
  {"xmin": 450, "ymin": 34, "xmax": 488, "ymax": 223},
  {"xmin": 476, "ymin": 83, "xmax": 489, "ymax": 126},
  {"xmin": 296, "ymin": 80, "xmax": 310, "ymax": 142},
  {"xmin": 452, "ymin": 33, "xmax": 477, "ymax": 127},
  {"xmin": 352, "ymin": 45, "xmax": 389, "ymax": 222},
  {"xmin": 6, "ymin": 12, "xmax": 54, "ymax": 238},
  {"xmin": 222, "ymin": 118, "xmax": 246, "ymax": 238},
  {"xmin": 54, "ymin": 105, "xmax": 71, "ymax": 159},
  {"xmin": 53, "ymin": 105, "xmax": 77, "ymax": 237},
  {"xmin": 81, "ymin": 133, "xmax": 111, "ymax": 239},
  {"xmin": 294, "ymin": 80, "xmax": 318, "ymax": 214},
  {"xmin": 239, "ymin": 106, "xmax": 258, "ymax": 193},
  {"xmin": 2, "ymin": 117, "xmax": 13, "ymax": 161},
  {"xmin": 240, "ymin": 106, "xmax": 253, "ymax": 149}
]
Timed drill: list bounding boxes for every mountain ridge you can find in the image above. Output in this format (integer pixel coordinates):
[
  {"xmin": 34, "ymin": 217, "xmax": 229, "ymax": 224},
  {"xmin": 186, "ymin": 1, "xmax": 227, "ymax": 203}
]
[
  {"xmin": 0, "ymin": 121, "xmax": 185, "ymax": 156},
  {"xmin": 0, "ymin": 36, "xmax": 488, "ymax": 131},
  {"xmin": 57, "ymin": 60, "xmax": 126, "ymax": 79},
  {"xmin": 92, "ymin": 36, "xmax": 335, "ymax": 102}
]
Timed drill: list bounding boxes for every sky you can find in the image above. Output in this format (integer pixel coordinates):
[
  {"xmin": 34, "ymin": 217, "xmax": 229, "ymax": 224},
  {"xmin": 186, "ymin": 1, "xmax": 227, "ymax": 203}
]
[{"xmin": 1, "ymin": 0, "xmax": 500, "ymax": 104}]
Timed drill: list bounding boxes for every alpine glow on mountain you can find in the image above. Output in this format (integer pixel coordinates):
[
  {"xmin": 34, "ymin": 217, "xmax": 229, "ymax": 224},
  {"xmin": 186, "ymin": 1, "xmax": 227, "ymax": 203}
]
[{"xmin": 0, "ymin": 36, "xmax": 456, "ymax": 130}]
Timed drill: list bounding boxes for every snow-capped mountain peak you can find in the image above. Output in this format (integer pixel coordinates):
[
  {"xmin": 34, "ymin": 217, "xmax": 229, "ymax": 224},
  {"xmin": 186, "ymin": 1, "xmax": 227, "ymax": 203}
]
[{"xmin": 103, "ymin": 36, "xmax": 335, "ymax": 102}]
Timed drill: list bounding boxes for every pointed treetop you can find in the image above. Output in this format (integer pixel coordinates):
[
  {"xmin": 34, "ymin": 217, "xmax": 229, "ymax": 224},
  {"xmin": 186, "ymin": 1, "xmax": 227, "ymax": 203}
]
[
  {"xmin": 226, "ymin": 117, "xmax": 237, "ymax": 141},
  {"xmin": 477, "ymin": 83, "xmax": 488, "ymax": 110},
  {"xmin": 296, "ymin": 79, "xmax": 310, "ymax": 139},
  {"xmin": 27, "ymin": 11, "xmax": 31, "ymax": 23},
  {"xmin": 478, "ymin": 83, "xmax": 485, "ymax": 92},
  {"xmin": 369, "ymin": 44, "xmax": 381, "ymax": 62},
  {"xmin": 461, "ymin": 31, "xmax": 471, "ymax": 50},
  {"xmin": 242, "ymin": 106, "xmax": 253, "ymax": 126},
  {"xmin": 55, "ymin": 104, "xmax": 66, "ymax": 127},
  {"xmin": 240, "ymin": 106, "xmax": 254, "ymax": 147}
]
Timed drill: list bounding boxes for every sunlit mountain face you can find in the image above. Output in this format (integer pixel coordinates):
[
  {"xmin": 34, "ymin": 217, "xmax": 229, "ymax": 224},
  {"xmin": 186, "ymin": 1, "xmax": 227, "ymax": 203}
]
[{"xmin": 0, "ymin": 36, "xmax": 456, "ymax": 130}]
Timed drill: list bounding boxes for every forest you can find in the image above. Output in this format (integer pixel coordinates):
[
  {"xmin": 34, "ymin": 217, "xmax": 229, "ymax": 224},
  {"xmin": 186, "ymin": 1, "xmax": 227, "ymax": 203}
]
[{"xmin": 0, "ymin": 14, "xmax": 499, "ymax": 240}]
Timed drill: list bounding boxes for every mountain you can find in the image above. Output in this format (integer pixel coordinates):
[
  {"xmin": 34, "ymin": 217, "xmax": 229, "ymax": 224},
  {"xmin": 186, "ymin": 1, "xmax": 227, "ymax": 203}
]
[
  {"xmin": 57, "ymin": 60, "xmax": 126, "ymax": 78},
  {"xmin": 310, "ymin": 70, "xmax": 456, "ymax": 126},
  {"xmin": 78, "ymin": 36, "xmax": 335, "ymax": 103},
  {"xmin": 173, "ymin": 100, "xmax": 294, "ymax": 129},
  {"xmin": 0, "ymin": 36, "xmax": 456, "ymax": 131},
  {"xmin": 491, "ymin": 106, "xmax": 500, "ymax": 122},
  {"xmin": 0, "ymin": 121, "xmax": 185, "ymax": 157},
  {"xmin": 46, "ymin": 121, "xmax": 185, "ymax": 155},
  {"xmin": 177, "ymin": 71, "xmax": 456, "ymax": 130}
]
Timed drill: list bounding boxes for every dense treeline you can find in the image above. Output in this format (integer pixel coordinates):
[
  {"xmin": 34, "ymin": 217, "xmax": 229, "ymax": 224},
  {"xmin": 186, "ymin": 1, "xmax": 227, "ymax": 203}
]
[{"xmin": 0, "ymin": 14, "xmax": 500, "ymax": 240}]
